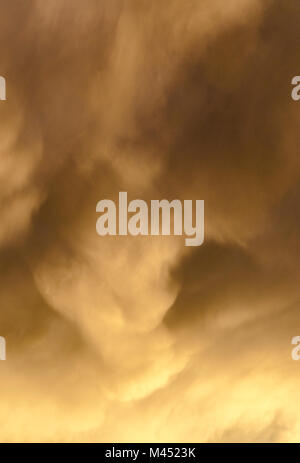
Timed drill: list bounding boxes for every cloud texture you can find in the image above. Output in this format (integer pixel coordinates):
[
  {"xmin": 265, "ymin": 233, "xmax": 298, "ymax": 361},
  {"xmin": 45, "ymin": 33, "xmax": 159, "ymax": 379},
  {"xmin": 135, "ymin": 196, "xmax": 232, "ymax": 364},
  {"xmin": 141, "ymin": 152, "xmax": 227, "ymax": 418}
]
[{"xmin": 0, "ymin": 0, "xmax": 300, "ymax": 442}]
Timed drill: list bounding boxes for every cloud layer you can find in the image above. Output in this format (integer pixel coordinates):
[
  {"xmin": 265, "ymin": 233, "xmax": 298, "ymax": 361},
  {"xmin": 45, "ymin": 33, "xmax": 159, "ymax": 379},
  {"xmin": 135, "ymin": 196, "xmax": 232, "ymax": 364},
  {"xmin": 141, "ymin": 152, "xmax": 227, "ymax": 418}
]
[{"xmin": 0, "ymin": 0, "xmax": 300, "ymax": 442}]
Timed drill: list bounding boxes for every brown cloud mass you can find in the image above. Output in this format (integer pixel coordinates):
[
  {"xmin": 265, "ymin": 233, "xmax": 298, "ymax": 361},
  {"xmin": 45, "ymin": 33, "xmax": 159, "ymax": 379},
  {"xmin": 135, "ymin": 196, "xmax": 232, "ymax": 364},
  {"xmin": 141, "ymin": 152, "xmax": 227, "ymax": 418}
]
[{"xmin": 0, "ymin": 0, "xmax": 300, "ymax": 442}]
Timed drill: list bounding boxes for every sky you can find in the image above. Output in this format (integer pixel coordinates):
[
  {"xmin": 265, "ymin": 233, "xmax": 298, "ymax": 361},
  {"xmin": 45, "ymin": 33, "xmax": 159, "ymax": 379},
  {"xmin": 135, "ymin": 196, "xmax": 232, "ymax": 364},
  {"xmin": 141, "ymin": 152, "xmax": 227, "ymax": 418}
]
[{"xmin": 1, "ymin": 0, "xmax": 300, "ymax": 442}]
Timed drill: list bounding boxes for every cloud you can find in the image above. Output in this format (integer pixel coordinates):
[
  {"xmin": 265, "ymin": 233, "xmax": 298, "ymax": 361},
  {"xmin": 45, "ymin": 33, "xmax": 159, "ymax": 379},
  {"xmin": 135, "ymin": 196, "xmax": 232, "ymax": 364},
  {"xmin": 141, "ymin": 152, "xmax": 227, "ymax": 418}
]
[{"xmin": 0, "ymin": 0, "xmax": 300, "ymax": 442}]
